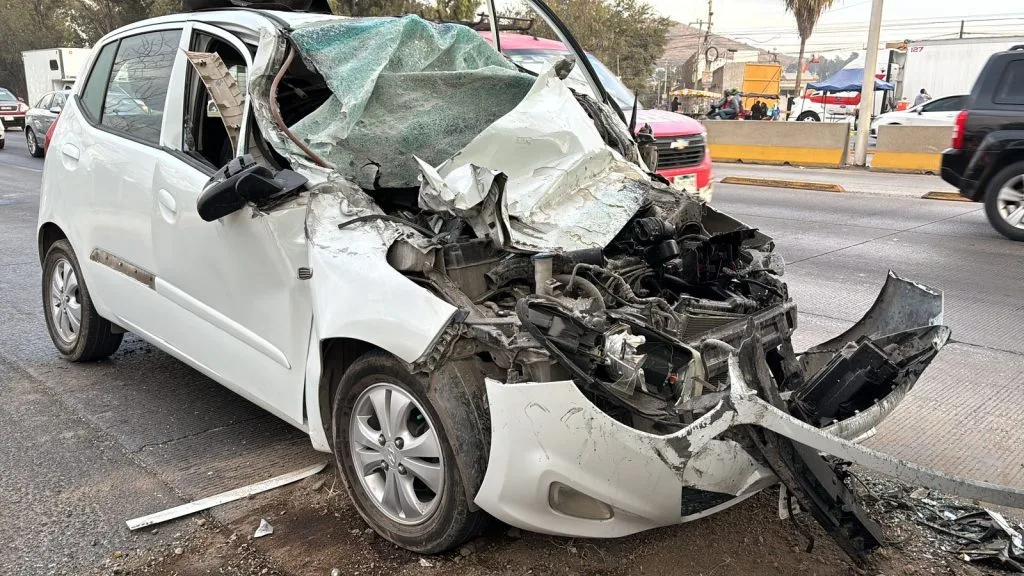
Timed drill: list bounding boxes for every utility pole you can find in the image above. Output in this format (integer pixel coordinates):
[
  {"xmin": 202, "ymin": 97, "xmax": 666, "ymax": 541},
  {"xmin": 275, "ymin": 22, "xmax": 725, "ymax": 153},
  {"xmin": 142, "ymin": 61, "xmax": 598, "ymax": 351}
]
[
  {"xmin": 854, "ymin": 0, "xmax": 884, "ymax": 166},
  {"xmin": 959, "ymin": 20, "xmax": 965, "ymax": 39},
  {"xmin": 702, "ymin": 0, "xmax": 713, "ymax": 88}
]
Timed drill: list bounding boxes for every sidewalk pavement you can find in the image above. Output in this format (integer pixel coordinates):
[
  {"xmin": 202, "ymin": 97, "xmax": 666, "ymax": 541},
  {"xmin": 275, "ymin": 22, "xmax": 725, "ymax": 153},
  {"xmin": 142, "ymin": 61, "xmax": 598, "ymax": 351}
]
[{"xmin": 714, "ymin": 163, "xmax": 958, "ymax": 200}]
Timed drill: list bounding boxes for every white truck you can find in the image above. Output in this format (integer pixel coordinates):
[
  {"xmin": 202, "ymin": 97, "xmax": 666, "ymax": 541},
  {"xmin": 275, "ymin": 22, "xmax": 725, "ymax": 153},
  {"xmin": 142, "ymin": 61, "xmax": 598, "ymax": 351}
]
[
  {"xmin": 896, "ymin": 36, "xmax": 1024, "ymax": 101},
  {"xmin": 21, "ymin": 48, "xmax": 92, "ymax": 108}
]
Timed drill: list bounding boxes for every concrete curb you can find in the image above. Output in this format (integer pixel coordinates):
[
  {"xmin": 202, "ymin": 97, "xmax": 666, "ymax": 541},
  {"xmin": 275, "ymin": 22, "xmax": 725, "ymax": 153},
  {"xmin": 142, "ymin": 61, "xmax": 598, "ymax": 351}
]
[{"xmin": 720, "ymin": 176, "xmax": 845, "ymax": 193}]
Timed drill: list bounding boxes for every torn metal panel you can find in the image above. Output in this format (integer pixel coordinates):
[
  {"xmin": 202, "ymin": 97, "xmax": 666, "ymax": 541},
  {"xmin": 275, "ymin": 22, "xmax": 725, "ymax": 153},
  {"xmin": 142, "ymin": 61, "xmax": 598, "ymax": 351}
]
[{"xmin": 185, "ymin": 51, "xmax": 245, "ymax": 151}]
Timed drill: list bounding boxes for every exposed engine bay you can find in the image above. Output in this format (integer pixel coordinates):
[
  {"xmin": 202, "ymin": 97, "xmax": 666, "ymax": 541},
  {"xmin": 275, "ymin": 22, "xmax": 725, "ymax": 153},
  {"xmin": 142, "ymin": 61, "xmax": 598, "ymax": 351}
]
[{"xmin": 384, "ymin": 181, "xmax": 796, "ymax": 434}]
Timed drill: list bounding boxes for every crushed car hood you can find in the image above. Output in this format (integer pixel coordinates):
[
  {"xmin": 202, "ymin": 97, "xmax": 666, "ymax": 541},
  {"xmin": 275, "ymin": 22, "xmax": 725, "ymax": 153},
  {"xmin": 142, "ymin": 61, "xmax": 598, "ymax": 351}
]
[{"xmin": 417, "ymin": 66, "xmax": 650, "ymax": 252}]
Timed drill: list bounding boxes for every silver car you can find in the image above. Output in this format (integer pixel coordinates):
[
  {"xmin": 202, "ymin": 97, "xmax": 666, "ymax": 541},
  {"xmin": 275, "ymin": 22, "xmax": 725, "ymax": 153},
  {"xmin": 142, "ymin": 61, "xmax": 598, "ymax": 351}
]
[{"xmin": 25, "ymin": 90, "xmax": 67, "ymax": 157}]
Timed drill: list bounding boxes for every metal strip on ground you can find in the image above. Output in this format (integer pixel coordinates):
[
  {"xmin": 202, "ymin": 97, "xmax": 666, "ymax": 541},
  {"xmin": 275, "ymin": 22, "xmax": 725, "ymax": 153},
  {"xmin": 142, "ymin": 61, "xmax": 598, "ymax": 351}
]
[
  {"xmin": 922, "ymin": 191, "xmax": 972, "ymax": 202},
  {"xmin": 720, "ymin": 176, "xmax": 845, "ymax": 193},
  {"xmin": 126, "ymin": 461, "xmax": 328, "ymax": 530}
]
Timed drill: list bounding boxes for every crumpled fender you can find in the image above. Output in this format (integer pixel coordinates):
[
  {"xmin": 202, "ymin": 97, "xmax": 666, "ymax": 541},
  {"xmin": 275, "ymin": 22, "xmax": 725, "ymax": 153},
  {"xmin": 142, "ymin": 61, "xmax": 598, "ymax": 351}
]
[{"xmin": 305, "ymin": 187, "xmax": 456, "ymax": 363}]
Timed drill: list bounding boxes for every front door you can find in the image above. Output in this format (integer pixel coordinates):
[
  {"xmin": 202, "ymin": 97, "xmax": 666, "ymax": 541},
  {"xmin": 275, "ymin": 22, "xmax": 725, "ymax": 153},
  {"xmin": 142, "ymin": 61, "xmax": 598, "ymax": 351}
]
[{"xmin": 148, "ymin": 23, "xmax": 312, "ymax": 425}]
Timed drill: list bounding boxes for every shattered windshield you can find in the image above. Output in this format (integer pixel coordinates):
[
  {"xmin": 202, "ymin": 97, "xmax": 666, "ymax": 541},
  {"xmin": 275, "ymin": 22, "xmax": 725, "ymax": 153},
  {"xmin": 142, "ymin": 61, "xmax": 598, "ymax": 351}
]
[{"xmin": 288, "ymin": 16, "xmax": 536, "ymax": 189}]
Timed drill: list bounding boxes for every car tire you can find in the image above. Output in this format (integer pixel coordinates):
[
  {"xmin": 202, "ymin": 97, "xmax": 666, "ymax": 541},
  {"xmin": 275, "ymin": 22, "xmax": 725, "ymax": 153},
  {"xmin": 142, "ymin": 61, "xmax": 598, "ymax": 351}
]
[
  {"xmin": 0, "ymin": 139, "xmax": 4, "ymax": 150},
  {"xmin": 332, "ymin": 352, "xmax": 488, "ymax": 553},
  {"xmin": 26, "ymin": 128, "xmax": 43, "ymax": 158},
  {"xmin": 983, "ymin": 160, "xmax": 1024, "ymax": 242},
  {"xmin": 42, "ymin": 240, "xmax": 124, "ymax": 361},
  {"xmin": 797, "ymin": 111, "xmax": 820, "ymax": 122}
]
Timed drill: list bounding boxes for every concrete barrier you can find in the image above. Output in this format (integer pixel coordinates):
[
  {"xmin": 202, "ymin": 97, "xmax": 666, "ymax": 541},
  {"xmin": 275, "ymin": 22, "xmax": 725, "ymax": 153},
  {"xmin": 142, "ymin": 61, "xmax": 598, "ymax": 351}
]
[
  {"xmin": 871, "ymin": 125, "xmax": 951, "ymax": 174},
  {"xmin": 702, "ymin": 121, "xmax": 850, "ymax": 168}
]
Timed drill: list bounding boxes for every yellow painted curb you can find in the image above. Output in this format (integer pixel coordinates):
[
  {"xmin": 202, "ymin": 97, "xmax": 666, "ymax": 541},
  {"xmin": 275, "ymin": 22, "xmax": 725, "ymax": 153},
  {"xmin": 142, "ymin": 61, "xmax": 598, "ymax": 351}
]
[
  {"xmin": 871, "ymin": 151, "xmax": 941, "ymax": 173},
  {"xmin": 922, "ymin": 191, "xmax": 972, "ymax": 202},
  {"xmin": 721, "ymin": 176, "xmax": 845, "ymax": 193},
  {"xmin": 709, "ymin": 144, "xmax": 847, "ymax": 168}
]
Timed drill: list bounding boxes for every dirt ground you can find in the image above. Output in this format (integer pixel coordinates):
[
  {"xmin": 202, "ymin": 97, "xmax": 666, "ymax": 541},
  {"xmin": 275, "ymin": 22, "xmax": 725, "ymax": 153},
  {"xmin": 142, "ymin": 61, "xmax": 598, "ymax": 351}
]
[{"xmin": 95, "ymin": 464, "xmax": 1020, "ymax": 576}]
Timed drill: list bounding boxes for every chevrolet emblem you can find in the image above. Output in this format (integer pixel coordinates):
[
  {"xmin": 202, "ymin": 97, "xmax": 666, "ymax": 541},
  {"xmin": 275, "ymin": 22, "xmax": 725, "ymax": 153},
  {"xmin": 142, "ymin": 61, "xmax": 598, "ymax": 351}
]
[{"xmin": 670, "ymin": 139, "xmax": 689, "ymax": 150}]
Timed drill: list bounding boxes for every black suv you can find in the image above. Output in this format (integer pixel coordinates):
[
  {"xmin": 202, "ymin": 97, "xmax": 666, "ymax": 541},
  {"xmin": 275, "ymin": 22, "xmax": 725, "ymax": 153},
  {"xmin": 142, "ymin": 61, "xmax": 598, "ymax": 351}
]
[{"xmin": 941, "ymin": 45, "xmax": 1024, "ymax": 241}]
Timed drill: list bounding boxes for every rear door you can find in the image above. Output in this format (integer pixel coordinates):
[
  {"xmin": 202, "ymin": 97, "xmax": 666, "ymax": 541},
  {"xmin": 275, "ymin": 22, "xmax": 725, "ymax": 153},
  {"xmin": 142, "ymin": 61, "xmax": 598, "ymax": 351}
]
[{"xmin": 59, "ymin": 25, "xmax": 187, "ymax": 337}]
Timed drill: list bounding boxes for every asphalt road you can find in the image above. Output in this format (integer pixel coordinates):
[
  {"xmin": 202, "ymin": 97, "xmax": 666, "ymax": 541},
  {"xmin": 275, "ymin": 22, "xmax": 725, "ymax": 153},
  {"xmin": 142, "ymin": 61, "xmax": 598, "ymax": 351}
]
[{"xmin": 1, "ymin": 142, "xmax": 1022, "ymax": 574}]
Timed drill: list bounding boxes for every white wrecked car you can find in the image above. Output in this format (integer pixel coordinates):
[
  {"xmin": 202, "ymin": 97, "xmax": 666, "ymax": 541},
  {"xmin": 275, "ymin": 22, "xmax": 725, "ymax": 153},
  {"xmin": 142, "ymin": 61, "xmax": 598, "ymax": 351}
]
[{"xmin": 37, "ymin": 1, "xmax": 1023, "ymax": 557}]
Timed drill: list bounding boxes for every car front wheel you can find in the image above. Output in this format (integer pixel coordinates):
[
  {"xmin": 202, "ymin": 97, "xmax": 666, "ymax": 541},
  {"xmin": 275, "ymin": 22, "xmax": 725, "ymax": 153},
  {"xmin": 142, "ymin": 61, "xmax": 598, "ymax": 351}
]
[
  {"xmin": 26, "ymin": 128, "xmax": 43, "ymax": 158},
  {"xmin": 332, "ymin": 352, "xmax": 488, "ymax": 553},
  {"xmin": 983, "ymin": 160, "xmax": 1024, "ymax": 242},
  {"xmin": 42, "ymin": 240, "xmax": 123, "ymax": 360}
]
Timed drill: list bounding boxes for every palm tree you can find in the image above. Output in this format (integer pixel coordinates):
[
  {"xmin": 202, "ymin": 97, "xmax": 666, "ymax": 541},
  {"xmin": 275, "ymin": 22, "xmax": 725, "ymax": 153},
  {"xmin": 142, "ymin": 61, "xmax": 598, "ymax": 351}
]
[{"xmin": 784, "ymin": 0, "xmax": 835, "ymax": 98}]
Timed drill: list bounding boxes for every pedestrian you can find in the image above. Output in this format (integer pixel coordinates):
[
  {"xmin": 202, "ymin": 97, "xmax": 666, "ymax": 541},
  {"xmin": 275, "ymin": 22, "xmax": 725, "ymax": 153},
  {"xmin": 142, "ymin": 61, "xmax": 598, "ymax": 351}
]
[
  {"xmin": 670, "ymin": 96, "xmax": 680, "ymax": 112},
  {"xmin": 913, "ymin": 88, "xmax": 932, "ymax": 107}
]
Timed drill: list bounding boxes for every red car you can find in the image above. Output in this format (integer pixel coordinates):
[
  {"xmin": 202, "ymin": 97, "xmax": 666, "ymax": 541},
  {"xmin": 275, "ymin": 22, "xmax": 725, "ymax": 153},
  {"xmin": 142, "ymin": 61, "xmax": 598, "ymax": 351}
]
[
  {"xmin": 0, "ymin": 87, "xmax": 28, "ymax": 129},
  {"xmin": 480, "ymin": 33, "xmax": 714, "ymax": 202}
]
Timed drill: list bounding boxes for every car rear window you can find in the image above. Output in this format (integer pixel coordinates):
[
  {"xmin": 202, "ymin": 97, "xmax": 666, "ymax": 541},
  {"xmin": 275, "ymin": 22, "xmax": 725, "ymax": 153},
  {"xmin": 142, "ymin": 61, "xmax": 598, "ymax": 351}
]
[{"xmin": 994, "ymin": 59, "xmax": 1024, "ymax": 105}]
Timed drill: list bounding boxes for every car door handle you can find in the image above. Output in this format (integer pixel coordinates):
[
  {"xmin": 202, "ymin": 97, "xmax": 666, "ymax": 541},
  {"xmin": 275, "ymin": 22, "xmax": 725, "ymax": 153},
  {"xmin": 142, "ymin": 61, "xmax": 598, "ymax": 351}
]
[
  {"xmin": 158, "ymin": 189, "xmax": 177, "ymax": 214},
  {"xmin": 61, "ymin": 143, "xmax": 80, "ymax": 160}
]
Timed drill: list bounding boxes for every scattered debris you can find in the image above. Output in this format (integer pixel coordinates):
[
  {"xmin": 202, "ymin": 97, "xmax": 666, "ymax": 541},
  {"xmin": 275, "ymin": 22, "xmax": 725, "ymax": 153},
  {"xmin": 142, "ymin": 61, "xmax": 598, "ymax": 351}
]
[
  {"xmin": 856, "ymin": 475, "xmax": 1024, "ymax": 572},
  {"xmin": 173, "ymin": 547, "xmax": 184, "ymax": 555},
  {"xmin": 197, "ymin": 518, "xmax": 207, "ymax": 527},
  {"xmin": 254, "ymin": 519, "xmax": 274, "ymax": 539},
  {"xmin": 506, "ymin": 527, "xmax": 522, "ymax": 539},
  {"xmin": 310, "ymin": 478, "xmax": 326, "ymax": 492},
  {"xmin": 125, "ymin": 461, "xmax": 327, "ymax": 530},
  {"xmin": 418, "ymin": 558, "xmax": 434, "ymax": 567},
  {"xmin": 330, "ymin": 569, "xmax": 342, "ymax": 576}
]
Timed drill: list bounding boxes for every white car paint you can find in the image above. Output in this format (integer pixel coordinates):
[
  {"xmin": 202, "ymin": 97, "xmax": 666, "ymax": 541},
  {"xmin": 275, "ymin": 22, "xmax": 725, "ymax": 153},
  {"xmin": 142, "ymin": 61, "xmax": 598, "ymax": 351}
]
[{"xmin": 871, "ymin": 94, "xmax": 967, "ymax": 132}]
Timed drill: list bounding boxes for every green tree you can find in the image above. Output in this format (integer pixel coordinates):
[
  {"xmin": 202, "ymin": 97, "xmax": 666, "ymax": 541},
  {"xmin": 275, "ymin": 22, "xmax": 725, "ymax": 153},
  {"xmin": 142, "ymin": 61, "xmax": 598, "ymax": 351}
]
[
  {"xmin": 0, "ymin": 0, "xmax": 74, "ymax": 98},
  {"xmin": 433, "ymin": 0, "xmax": 478, "ymax": 21},
  {"xmin": 783, "ymin": 0, "xmax": 835, "ymax": 97}
]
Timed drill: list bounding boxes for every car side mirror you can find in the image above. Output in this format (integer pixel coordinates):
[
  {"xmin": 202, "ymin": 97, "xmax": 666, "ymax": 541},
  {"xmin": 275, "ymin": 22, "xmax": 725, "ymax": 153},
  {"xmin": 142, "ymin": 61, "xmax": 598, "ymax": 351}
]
[
  {"xmin": 197, "ymin": 155, "xmax": 307, "ymax": 222},
  {"xmin": 49, "ymin": 106, "xmax": 62, "ymax": 114}
]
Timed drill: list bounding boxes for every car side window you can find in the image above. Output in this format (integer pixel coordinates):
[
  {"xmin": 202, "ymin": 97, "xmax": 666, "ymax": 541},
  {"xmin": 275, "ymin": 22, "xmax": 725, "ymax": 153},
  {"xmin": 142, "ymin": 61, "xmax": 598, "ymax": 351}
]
[
  {"xmin": 994, "ymin": 60, "xmax": 1024, "ymax": 105},
  {"xmin": 80, "ymin": 41, "xmax": 119, "ymax": 122},
  {"xmin": 100, "ymin": 29, "xmax": 182, "ymax": 145},
  {"xmin": 52, "ymin": 92, "xmax": 66, "ymax": 110},
  {"xmin": 923, "ymin": 98, "xmax": 952, "ymax": 112},
  {"xmin": 35, "ymin": 94, "xmax": 53, "ymax": 110}
]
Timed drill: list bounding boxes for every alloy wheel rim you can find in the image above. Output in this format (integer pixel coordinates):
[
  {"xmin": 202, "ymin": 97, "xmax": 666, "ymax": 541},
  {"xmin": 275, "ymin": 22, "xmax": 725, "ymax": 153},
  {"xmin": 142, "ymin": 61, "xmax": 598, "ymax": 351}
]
[
  {"xmin": 49, "ymin": 258, "xmax": 81, "ymax": 344},
  {"xmin": 996, "ymin": 175, "xmax": 1024, "ymax": 230},
  {"xmin": 349, "ymin": 383, "xmax": 444, "ymax": 525},
  {"xmin": 26, "ymin": 130, "xmax": 36, "ymax": 153}
]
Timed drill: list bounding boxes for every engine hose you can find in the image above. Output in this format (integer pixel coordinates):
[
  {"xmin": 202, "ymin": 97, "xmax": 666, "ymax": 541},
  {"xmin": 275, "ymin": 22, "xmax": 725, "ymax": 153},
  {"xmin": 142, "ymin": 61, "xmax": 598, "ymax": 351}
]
[{"xmin": 554, "ymin": 274, "xmax": 605, "ymax": 310}]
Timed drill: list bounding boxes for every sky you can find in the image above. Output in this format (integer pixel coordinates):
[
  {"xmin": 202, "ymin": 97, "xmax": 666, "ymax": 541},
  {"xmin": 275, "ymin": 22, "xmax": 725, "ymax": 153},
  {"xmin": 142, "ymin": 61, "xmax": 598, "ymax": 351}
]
[{"xmin": 647, "ymin": 0, "xmax": 1024, "ymax": 56}]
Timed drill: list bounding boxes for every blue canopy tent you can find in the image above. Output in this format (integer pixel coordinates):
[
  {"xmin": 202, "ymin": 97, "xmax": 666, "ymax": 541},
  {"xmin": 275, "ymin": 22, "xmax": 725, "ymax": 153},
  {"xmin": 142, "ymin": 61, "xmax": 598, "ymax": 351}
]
[{"xmin": 808, "ymin": 68, "xmax": 895, "ymax": 92}]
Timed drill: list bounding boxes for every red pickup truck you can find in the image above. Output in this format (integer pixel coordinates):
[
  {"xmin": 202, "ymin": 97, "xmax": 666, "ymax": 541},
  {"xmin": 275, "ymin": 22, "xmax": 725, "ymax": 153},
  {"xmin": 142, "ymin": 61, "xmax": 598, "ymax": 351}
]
[{"xmin": 480, "ymin": 32, "xmax": 714, "ymax": 202}]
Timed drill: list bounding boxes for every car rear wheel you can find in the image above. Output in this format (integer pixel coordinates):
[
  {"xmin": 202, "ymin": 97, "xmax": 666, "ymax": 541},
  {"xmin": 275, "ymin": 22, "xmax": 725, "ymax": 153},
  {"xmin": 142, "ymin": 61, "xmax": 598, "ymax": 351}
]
[
  {"xmin": 332, "ymin": 352, "xmax": 488, "ymax": 553},
  {"xmin": 42, "ymin": 240, "xmax": 123, "ymax": 361},
  {"xmin": 26, "ymin": 128, "xmax": 43, "ymax": 158},
  {"xmin": 796, "ymin": 111, "xmax": 820, "ymax": 122},
  {"xmin": 983, "ymin": 161, "xmax": 1024, "ymax": 242}
]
